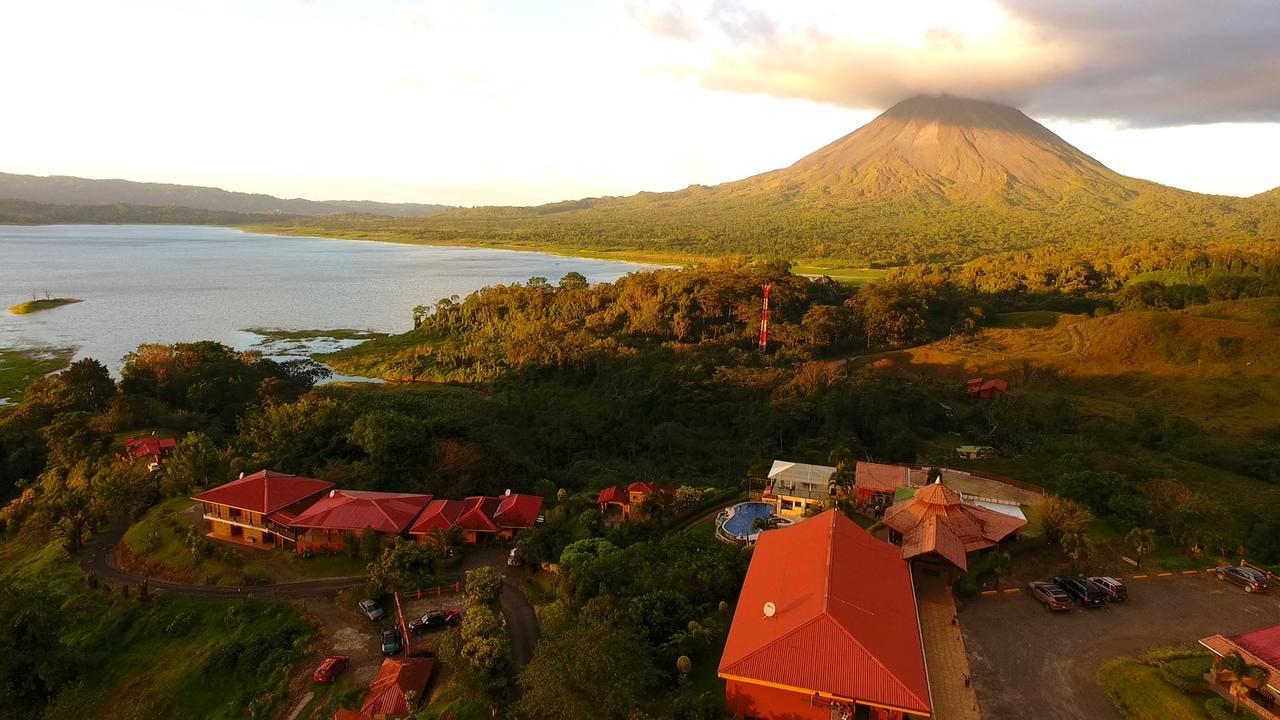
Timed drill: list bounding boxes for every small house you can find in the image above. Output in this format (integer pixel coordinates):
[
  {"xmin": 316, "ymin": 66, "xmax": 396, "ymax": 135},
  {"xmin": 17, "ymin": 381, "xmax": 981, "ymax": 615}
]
[
  {"xmin": 360, "ymin": 657, "xmax": 434, "ymax": 719},
  {"xmin": 597, "ymin": 482, "xmax": 673, "ymax": 522},
  {"xmin": 966, "ymin": 377, "xmax": 1008, "ymax": 399},
  {"xmin": 762, "ymin": 460, "xmax": 836, "ymax": 517},
  {"xmin": 955, "ymin": 445, "xmax": 997, "ymax": 460},
  {"xmin": 853, "ymin": 461, "xmax": 910, "ymax": 506},
  {"xmin": 881, "ymin": 480, "xmax": 1026, "ymax": 575},
  {"xmin": 288, "ymin": 490, "xmax": 434, "ymax": 553},
  {"xmin": 124, "ymin": 435, "xmax": 177, "ymax": 462}
]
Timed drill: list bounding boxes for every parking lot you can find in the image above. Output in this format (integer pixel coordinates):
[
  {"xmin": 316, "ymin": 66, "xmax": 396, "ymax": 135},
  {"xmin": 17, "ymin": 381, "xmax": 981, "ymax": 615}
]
[{"xmin": 960, "ymin": 571, "xmax": 1280, "ymax": 720}]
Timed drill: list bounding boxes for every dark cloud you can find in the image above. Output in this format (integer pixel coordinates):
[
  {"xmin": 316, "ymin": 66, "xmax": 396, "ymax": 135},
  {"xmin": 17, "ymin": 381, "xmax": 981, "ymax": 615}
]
[{"xmin": 634, "ymin": 0, "xmax": 1280, "ymax": 127}]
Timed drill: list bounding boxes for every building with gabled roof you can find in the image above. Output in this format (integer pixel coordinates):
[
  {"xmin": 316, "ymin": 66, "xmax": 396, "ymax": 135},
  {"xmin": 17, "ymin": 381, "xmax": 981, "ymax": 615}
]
[
  {"xmin": 719, "ymin": 509, "xmax": 932, "ymax": 719},
  {"xmin": 192, "ymin": 470, "xmax": 334, "ymax": 549},
  {"xmin": 359, "ymin": 656, "xmax": 433, "ymax": 719},
  {"xmin": 408, "ymin": 499, "xmax": 467, "ymax": 545},
  {"xmin": 854, "ymin": 461, "xmax": 911, "ymax": 506},
  {"xmin": 762, "ymin": 460, "xmax": 837, "ymax": 518},
  {"xmin": 290, "ymin": 490, "xmax": 433, "ymax": 552},
  {"xmin": 1201, "ymin": 623, "xmax": 1280, "ymax": 718},
  {"xmin": 494, "ymin": 493, "xmax": 543, "ymax": 534},
  {"xmin": 881, "ymin": 481, "xmax": 1026, "ymax": 573},
  {"xmin": 597, "ymin": 482, "xmax": 673, "ymax": 522},
  {"xmin": 408, "ymin": 494, "xmax": 543, "ymax": 545},
  {"xmin": 124, "ymin": 435, "xmax": 177, "ymax": 461}
]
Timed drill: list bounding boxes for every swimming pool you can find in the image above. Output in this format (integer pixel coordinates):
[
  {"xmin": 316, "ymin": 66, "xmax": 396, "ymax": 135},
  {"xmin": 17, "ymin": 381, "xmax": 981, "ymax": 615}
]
[{"xmin": 715, "ymin": 501, "xmax": 794, "ymax": 546}]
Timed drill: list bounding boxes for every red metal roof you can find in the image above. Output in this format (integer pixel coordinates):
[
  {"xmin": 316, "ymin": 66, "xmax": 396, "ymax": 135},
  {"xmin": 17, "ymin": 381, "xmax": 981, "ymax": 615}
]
[
  {"xmin": 289, "ymin": 490, "xmax": 433, "ymax": 533},
  {"xmin": 191, "ymin": 470, "xmax": 334, "ymax": 514},
  {"xmin": 718, "ymin": 510, "xmax": 932, "ymax": 716},
  {"xmin": 854, "ymin": 461, "xmax": 910, "ymax": 493},
  {"xmin": 1232, "ymin": 624, "xmax": 1280, "ymax": 669},
  {"xmin": 407, "ymin": 499, "xmax": 467, "ymax": 535},
  {"xmin": 456, "ymin": 496, "xmax": 500, "ymax": 533},
  {"xmin": 125, "ymin": 436, "xmax": 177, "ymax": 458},
  {"xmin": 494, "ymin": 494, "xmax": 543, "ymax": 529},
  {"xmin": 597, "ymin": 485, "xmax": 628, "ymax": 505},
  {"xmin": 360, "ymin": 657, "xmax": 433, "ymax": 719},
  {"xmin": 881, "ymin": 481, "xmax": 1026, "ymax": 571}
]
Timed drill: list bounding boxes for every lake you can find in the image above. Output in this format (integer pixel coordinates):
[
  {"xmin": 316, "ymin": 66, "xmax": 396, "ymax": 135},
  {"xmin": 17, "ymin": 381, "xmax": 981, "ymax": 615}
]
[{"xmin": 0, "ymin": 225, "xmax": 653, "ymax": 377}]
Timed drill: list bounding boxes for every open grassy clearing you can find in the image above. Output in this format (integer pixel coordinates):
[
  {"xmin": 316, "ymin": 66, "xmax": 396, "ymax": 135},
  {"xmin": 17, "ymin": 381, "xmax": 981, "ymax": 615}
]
[
  {"xmin": 0, "ymin": 346, "xmax": 75, "ymax": 401},
  {"xmin": 1099, "ymin": 646, "xmax": 1251, "ymax": 720}
]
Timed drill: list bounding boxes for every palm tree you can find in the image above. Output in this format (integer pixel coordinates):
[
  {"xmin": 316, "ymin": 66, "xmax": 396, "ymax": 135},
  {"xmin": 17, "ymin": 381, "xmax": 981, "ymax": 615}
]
[
  {"xmin": 1061, "ymin": 532, "xmax": 1092, "ymax": 573},
  {"xmin": 1219, "ymin": 651, "xmax": 1271, "ymax": 714},
  {"xmin": 1125, "ymin": 527, "xmax": 1157, "ymax": 568}
]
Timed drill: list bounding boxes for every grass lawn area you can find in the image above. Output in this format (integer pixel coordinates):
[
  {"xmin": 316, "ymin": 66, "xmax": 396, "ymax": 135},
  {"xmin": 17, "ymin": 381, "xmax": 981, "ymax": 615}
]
[
  {"xmin": 122, "ymin": 497, "xmax": 274, "ymax": 585},
  {"xmin": 3, "ymin": 533, "xmax": 313, "ymax": 720},
  {"xmin": 991, "ymin": 310, "xmax": 1067, "ymax": 328},
  {"xmin": 0, "ymin": 346, "xmax": 74, "ymax": 401},
  {"xmin": 1099, "ymin": 658, "xmax": 1209, "ymax": 720},
  {"xmin": 791, "ymin": 265, "xmax": 888, "ymax": 285}
]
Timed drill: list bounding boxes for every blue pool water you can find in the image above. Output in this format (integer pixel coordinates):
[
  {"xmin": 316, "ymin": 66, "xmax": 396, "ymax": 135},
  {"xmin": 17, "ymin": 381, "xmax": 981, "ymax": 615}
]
[{"xmin": 722, "ymin": 502, "xmax": 778, "ymax": 538}]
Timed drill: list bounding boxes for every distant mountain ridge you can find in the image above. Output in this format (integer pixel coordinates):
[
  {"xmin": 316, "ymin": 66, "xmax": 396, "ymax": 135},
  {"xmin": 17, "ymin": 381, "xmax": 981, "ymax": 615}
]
[
  {"xmin": 0, "ymin": 172, "xmax": 450, "ymax": 218},
  {"xmin": 270, "ymin": 95, "xmax": 1280, "ymax": 265}
]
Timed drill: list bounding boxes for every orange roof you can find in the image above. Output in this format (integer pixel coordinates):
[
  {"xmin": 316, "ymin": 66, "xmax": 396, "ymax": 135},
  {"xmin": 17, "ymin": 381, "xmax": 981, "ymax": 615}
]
[
  {"xmin": 881, "ymin": 481, "xmax": 1026, "ymax": 571},
  {"xmin": 191, "ymin": 470, "xmax": 334, "ymax": 514},
  {"xmin": 854, "ymin": 461, "xmax": 910, "ymax": 493},
  {"xmin": 718, "ymin": 510, "xmax": 932, "ymax": 716},
  {"xmin": 360, "ymin": 657, "xmax": 433, "ymax": 718}
]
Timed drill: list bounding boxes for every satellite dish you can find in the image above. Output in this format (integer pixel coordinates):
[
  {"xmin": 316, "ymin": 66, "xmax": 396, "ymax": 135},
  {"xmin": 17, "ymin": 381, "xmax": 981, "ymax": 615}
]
[
  {"xmin": 762, "ymin": 601, "xmax": 776, "ymax": 618},
  {"xmin": 505, "ymin": 489, "xmax": 512, "ymax": 496},
  {"xmin": 238, "ymin": 471, "xmax": 244, "ymax": 479}
]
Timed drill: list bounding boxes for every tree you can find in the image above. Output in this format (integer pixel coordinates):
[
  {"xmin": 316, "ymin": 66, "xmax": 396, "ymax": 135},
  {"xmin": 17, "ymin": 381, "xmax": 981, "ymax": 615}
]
[
  {"xmin": 358, "ymin": 528, "xmax": 381, "ymax": 562},
  {"xmin": 1125, "ymin": 527, "xmax": 1157, "ymax": 568},
  {"xmin": 1042, "ymin": 496, "xmax": 1094, "ymax": 545},
  {"xmin": 460, "ymin": 604, "xmax": 510, "ymax": 676},
  {"xmin": 559, "ymin": 272, "xmax": 589, "ymax": 291},
  {"xmin": 368, "ymin": 540, "xmax": 440, "ymax": 593},
  {"xmin": 464, "ymin": 566, "xmax": 506, "ymax": 610},
  {"xmin": 1219, "ymin": 650, "xmax": 1271, "ymax": 714},
  {"xmin": 1061, "ymin": 531, "xmax": 1093, "ymax": 573},
  {"xmin": 163, "ymin": 432, "xmax": 225, "ymax": 494},
  {"xmin": 988, "ymin": 550, "xmax": 1011, "ymax": 591}
]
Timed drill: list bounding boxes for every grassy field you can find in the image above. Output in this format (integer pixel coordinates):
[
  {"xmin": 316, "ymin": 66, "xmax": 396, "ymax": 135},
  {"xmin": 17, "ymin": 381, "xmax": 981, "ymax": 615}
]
[
  {"xmin": 244, "ymin": 327, "xmax": 387, "ymax": 342},
  {"xmin": 991, "ymin": 310, "xmax": 1068, "ymax": 328},
  {"xmin": 8, "ymin": 297, "xmax": 81, "ymax": 314},
  {"xmin": 121, "ymin": 497, "xmax": 274, "ymax": 585},
  {"xmin": 1097, "ymin": 646, "xmax": 1243, "ymax": 720},
  {"xmin": 790, "ymin": 265, "xmax": 888, "ymax": 285},
  {"xmin": 0, "ymin": 346, "xmax": 74, "ymax": 401},
  {"xmin": 2, "ymin": 532, "xmax": 313, "ymax": 720}
]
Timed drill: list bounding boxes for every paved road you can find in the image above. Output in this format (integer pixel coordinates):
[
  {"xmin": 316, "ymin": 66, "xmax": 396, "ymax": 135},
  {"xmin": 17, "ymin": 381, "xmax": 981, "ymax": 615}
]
[
  {"xmin": 960, "ymin": 572, "xmax": 1280, "ymax": 720},
  {"xmin": 78, "ymin": 522, "xmax": 369, "ymax": 599},
  {"xmin": 453, "ymin": 545, "xmax": 540, "ymax": 668}
]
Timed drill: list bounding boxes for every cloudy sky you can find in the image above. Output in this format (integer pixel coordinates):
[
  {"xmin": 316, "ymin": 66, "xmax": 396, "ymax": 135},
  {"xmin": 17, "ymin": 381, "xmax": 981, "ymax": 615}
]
[{"xmin": 2, "ymin": 0, "xmax": 1278, "ymax": 205}]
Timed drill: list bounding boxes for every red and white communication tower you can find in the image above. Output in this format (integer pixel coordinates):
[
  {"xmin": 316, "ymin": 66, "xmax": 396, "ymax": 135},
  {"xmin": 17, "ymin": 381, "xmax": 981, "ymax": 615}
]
[{"xmin": 758, "ymin": 282, "xmax": 771, "ymax": 351}]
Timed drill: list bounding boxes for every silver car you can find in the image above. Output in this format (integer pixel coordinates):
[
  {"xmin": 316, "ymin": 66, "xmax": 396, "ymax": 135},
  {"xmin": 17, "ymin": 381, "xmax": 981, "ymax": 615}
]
[{"xmin": 358, "ymin": 598, "xmax": 385, "ymax": 621}]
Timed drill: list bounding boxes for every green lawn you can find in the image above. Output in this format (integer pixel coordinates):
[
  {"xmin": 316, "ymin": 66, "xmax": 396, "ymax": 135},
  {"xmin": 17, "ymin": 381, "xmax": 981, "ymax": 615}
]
[
  {"xmin": 0, "ymin": 346, "xmax": 74, "ymax": 401},
  {"xmin": 122, "ymin": 497, "xmax": 274, "ymax": 585},
  {"xmin": 1099, "ymin": 658, "xmax": 1209, "ymax": 720},
  {"xmin": 791, "ymin": 265, "xmax": 888, "ymax": 285}
]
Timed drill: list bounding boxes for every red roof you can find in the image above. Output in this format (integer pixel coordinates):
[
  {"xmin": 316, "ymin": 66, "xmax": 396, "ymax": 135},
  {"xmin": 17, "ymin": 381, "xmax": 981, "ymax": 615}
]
[
  {"xmin": 718, "ymin": 510, "xmax": 932, "ymax": 716},
  {"xmin": 494, "ymin": 494, "xmax": 543, "ymax": 529},
  {"xmin": 125, "ymin": 436, "xmax": 177, "ymax": 458},
  {"xmin": 881, "ymin": 481, "xmax": 1026, "ymax": 571},
  {"xmin": 456, "ymin": 496, "xmax": 500, "ymax": 533},
  {"xmin": 360, "ymin": 657, "xmax": 433, "ymax": 719},
  {"xmin": 407, "ymin": 499, "xmax": 466, "ymax": 536},
  {"xmin": 1231, "ymin": 624, "xmax": 1280, "ymax": 669},
  {"xmin": 289, "ymin": 490, "xmax": 433, "ymax": 533},
  {"xmin": 854, "ymin": 461, "xmax": 910, "ymax": 493},
  {"xmin": 191, "ymin": 470, "xmax": 334, "ymax": 514},
  {"xmin": 597, "ymin": 485, "xmax": 628, "ymax": 505}
]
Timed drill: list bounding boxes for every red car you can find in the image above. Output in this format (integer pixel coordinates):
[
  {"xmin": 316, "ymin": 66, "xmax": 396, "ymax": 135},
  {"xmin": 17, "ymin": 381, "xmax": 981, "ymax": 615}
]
[{"xmin": 312, "ymin": 655, "xmax": 350, "ymax": 682}]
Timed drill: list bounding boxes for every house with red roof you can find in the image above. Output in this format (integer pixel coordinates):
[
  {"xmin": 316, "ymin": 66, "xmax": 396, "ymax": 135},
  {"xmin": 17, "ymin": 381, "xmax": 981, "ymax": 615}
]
[
  {"xmin": 124, "ymin": 435, "xmax": 177, "ymax": 462},
  {"xmin": 1201, "ymin": 623, "xmax": 1280, "ymax": 718},
  {"xmin": 854, "ymin": 461, "xmax": 911, "ymax": 506},
  {"xmin": 359, "ymin": 656, "xmax": 434, "ymax": 719},
  {"xmin": 289, "ymin": 490, "xmax": 434, "ymax": 553},
  {"xmin": 718, "ymin": 509, "xmax": 933, "ymax": 719},
  {"xmin": 966, "ymin": 377, "xmax": 1008, "ymax": 399},
  {"xmin": 881, "ymin": 481, "xmax": 1026, "ymax": 575},
  {"xmin": 597, "ymin": 482, "xmax": 673, "ymax": 522},
  {"xmin": 191, "ymin": 470, "xmax": 334, "ymax": 549},
  {"xmin": 408, "ymin": 493, "xmax": 543, "ymax": 546}
]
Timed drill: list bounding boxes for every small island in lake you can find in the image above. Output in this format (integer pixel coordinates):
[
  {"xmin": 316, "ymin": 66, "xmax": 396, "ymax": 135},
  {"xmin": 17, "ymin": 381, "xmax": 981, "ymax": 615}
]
[{"xmin": 8, "ymin": 297, "xmax": 82, "ymax": 314}]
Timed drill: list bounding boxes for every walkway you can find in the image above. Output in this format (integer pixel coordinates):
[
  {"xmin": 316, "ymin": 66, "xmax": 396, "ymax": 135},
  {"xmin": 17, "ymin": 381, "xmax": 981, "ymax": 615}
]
[{"xmin": 915, "ymin": 567, "xmax": 983, "ymax": 720}]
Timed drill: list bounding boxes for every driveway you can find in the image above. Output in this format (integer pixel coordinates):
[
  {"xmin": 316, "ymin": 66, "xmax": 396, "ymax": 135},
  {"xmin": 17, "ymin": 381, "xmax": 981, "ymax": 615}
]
[{"xmin": 960, "ymin": 572, "xmax": 1280, "ymax": 720}]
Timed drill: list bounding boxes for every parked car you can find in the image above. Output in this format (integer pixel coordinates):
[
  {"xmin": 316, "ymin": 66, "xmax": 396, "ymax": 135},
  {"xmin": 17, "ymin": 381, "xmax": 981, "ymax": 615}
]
[
  {"xmin": 312, "ymin": 655, "xmax": 350, "ymax": 682},
  {"xmin": 1088, "ymin": 576, "xmax": 1129, "ymax": 602},
  {"xmin": 358, "ymin": 599, "xmax": 385, "ymax": 621},
  {"xmin": 1028, "ymin": 581, "xmax": 1073, "ymax": 611},
  {"xmin": 380, "ymin": 627, "xmax": 401, "ymax": 655},
  {"xmin": 1053, "ymin": 576, "xmax": 1108, "ymax": 607},
  {"xmin": 409, "ymin": 608, "xmax": 462, "ymax": 635},
  {"xmin": 1217, "ymin": 566, "xmax": 1271, "ymax": 593}
]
